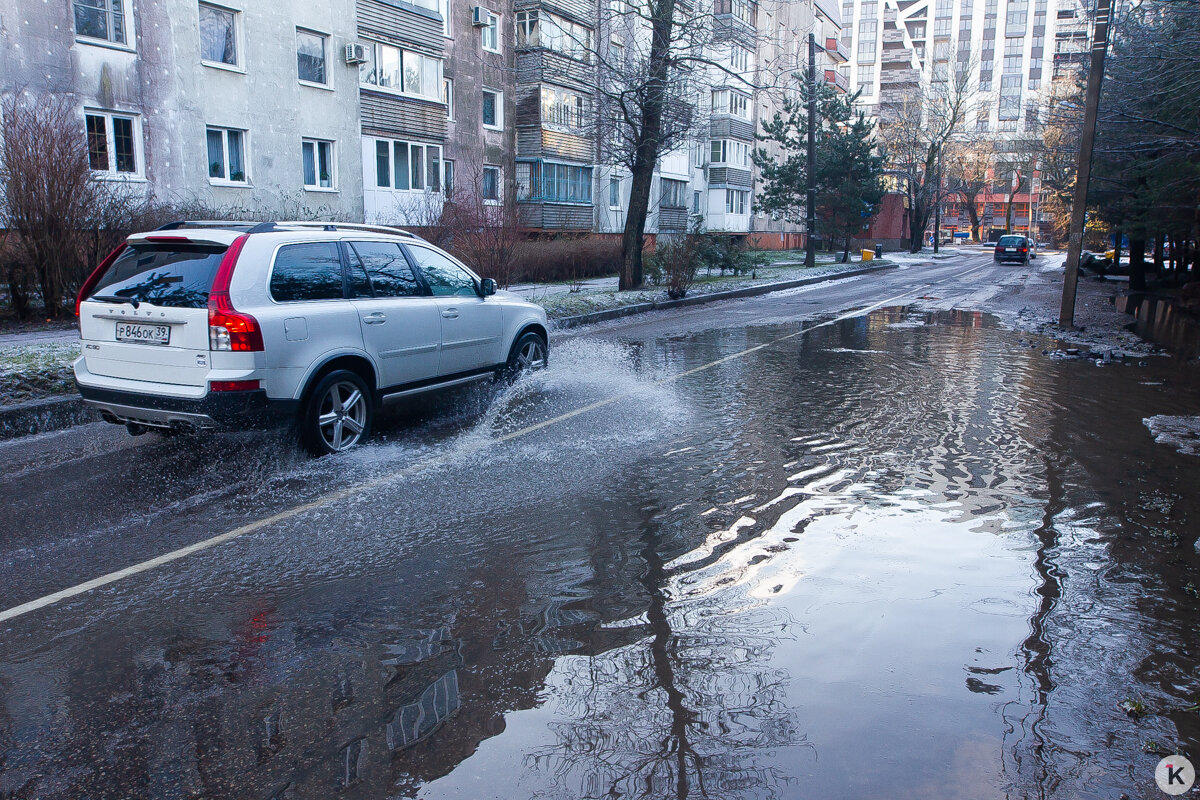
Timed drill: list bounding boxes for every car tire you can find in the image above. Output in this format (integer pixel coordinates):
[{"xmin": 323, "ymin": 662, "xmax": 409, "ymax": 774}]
[
  {"xmin": 501, "ymin": 331, "xmax": 548, "ymax": 382},
  {"xmin": 300, "ymin": 370, "xmax": 374, "ymax": 456}
]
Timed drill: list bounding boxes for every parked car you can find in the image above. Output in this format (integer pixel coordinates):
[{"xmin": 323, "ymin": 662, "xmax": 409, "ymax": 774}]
[
  {"xmin": 1025, "ymin": 237, "xmax": 1038, "ymax": 259},
  {"xmin": 993, "ymin": 234, "xmax": 1032, "ymax": 265},
  {"xmin": 74, "ymin": 221, "xmax": 550, "ymax": 455}
]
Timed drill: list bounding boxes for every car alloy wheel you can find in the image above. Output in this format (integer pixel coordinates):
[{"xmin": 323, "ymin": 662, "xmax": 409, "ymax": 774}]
[{"xmin": 302, "ymin": 369, "xmax": 374, "ymax": 456}]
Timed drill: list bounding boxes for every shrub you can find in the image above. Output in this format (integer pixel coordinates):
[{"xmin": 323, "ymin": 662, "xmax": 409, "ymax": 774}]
[{"xmin": 507, "ymin": 237, "xmax": 623, "ymax": 284}]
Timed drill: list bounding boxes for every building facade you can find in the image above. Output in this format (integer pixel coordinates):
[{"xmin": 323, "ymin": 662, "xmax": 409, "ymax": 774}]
[{"xmin": 3, "ymin": 0, "xmax": 847, "ymax": 245}]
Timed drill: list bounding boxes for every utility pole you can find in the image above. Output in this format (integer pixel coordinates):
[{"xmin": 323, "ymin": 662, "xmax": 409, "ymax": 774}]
[
  {"xmin": 806, "ymin": 32, "xmax": 817, "ymax": 269},
  {"xmin": 933, "ymin": 141, "xmax": 942, "ymax": 254},
  {"xmin": 1059, "ymin": 0, "xmax": 1113, "ymax": 328}
]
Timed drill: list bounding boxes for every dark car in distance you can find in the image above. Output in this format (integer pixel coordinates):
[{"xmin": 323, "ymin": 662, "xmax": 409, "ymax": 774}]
[{"xmin": 993, "ymin": 235, "xmax": 1031, "ymax": 265}]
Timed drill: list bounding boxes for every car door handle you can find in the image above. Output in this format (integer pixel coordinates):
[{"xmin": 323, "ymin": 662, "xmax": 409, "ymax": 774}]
[
  {"xmin": 363, "ymin": 312, "xmax": 387, "ymax": 325},
  {"xmin": 441, "ymin": 308, "xmax": 459, "ymax": 319}
]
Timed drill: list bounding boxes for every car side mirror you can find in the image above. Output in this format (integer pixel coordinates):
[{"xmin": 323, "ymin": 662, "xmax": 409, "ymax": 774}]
[{"xmin": 480, "ymin": 278, "xmax": 497, "ymax": 296}]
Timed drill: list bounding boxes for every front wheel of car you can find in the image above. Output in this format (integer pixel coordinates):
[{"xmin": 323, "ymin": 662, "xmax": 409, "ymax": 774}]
[
  {"xmin": 501, "ymin": 331, "xmax": 548, "ymax": 381},
  {"xmin": 300, "ymin": 370, "xmax": 374, "ymax": 456}
]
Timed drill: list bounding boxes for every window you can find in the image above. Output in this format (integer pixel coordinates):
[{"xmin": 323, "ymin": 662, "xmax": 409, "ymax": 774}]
[
  {"xmin": 483, "ymin": 165, "xmax": 501, "ymax": 202},
  {"xmin": 661, "ymin": 178, "xmax": 687, "ymax": 208},
  {"xmin": 296, "ymin": 29, "xmax": 328, "ymax": 85},
  {"xmin": 858, "ymin": 19, "xmax": 877, "ymax": 61},
  {"xmin": 731, "ymin": 0, "xmax": 753, "ymax": 24},
  {"xmin": 999, "ymin": 73, "xmax": 1021, "ymax": 119},
  {"xmin": 979, "ymin": 70, "xmax": 993, "ymax": 91},
  {"xmin": 444, "ymin": 160, "xmax": 455, "ymax": 197},
  {"xmin": 725, "ymin": 189, "xmax": 748, "ymax": 215},
  {"xmin": 710, "ymin": 139, "xmax": 750, "ymax": 167},
  {"xmin": 542, "ymin": 86, "xmax": 586, "ymax": 128},
  {"xmin": 302, "ymin": 139, "xmax": 334, "ymax": 189},
  {"xmin": 482, "ymin": 89, "xmax": 503, "ymax": 129},
  {"xmin": 358, "ymin": 41, "xmax": 443, "ymax": 100},
  {"xmin": 711, "ymin": 90, "xmax": 750, "ymax": 119},
  {"xmin": 372, "ymin": 138, "xmax": 443, "ymax": 192},
  {"xmin": 515, "ymin": 10, "xmax": 592, "ymax": 61},
  {"xmin": 85, "ymin": 111, "xmax": 139, "ymax": 175},
  {"xmin": 1003, "ymin": 38, "xmax": 1023, "ymax": 71},
  {"xmin": 857, "ymin": 76, "xmax": 874, "ymax": 96},
  {"xmin": 199, "ymin": 3, "xmax": 238, "ymax": 66},
  {"xmin": 481, "ymin": 9, "xmax": 500, "ymax": 52},
  {"xmin": 609, "ymin": 177, "xmax": 621, "ymax": 209},
  {"xmin": 206, "ymin": 127, "xmax": 247, "ymax": 183},
  {"xmin": 443, "ymin": 78, "xmax": 454, "ymax": 119},
  {"xmin": 270, "ymin": 243, "xmax": 344, "ymax": 302},
  {"xmin": 408, "ymin": 245, "xmax": 477, "ymax": 296},
  {"xmin": 693, "ymin": 191, "xmax": 701, "ymax": 214},
  {"xmin": 348, "ymin": 242, "xmax": 421, "ymax": 297},
  {"xmin": 75, "ymin": 0, "xmax": 128, "ymax": 45},
  {"xmin": 860, "ymin": 1, "xmax": 878, "ymax": 17},
  {"xmin": 517, "ymin": 162, "xmax": 593, "ymax": 203},
  {"xmin": 1006, "ymin": 0, "xmax": 1028, "ymax": 32},
  {"xmin": 730, "ymin": 44, "xmax": 750, "ymax": 72},
  {"xmin": 1024, "ymin": 107, "xmax": 1039, "ymax": 131},
  {"xmin": 608, "ymin": 38, "xmax": 624, "ymax": 66}
]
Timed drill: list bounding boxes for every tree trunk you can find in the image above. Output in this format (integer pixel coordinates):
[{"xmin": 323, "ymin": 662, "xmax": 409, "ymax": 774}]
[
  {"xmin": 617, "ymin": 0, "xmax": 675, "ymax": 291},
  {"xmin": 1154, "ymin": 233, "xmax": 1165, "ymax": 275},
  {"xmin": 1129, "ymin": 237, "xmax": 1147, "ymax": 291},
  {"xmin": 842, "ymin": 237, "xmax": 850, "ymax": 263},
  {"xmin": 1112, "ymin": 229, "xmax": 1122, "ymax": 267},
  {"xmin": 966, "ymin": 194, "xmax": 981, "ymax": 241}
]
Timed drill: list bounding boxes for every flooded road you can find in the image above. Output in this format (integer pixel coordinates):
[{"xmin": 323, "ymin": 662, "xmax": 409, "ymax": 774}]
[{"xmin": 2, "ymin": 259, "xmax": 1200, "ymax": 799}]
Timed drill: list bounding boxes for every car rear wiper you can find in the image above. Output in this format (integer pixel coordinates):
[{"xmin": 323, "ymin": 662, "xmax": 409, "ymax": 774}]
[{"xmin": 90, "ymin": 295, "xmax": 141, "ymax": 309}]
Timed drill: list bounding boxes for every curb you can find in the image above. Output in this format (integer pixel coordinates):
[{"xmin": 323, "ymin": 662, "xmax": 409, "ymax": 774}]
[
  {"xmin": 551, "ymin": 261, "xmax": 897, "ymax": 329},
  {"xmin": 0, "ymin": 394, "xmax": 101, "ymax": 442},
  {"xmin": 0, "ymin": 262, "xmax": 898, "ymax": 442}
]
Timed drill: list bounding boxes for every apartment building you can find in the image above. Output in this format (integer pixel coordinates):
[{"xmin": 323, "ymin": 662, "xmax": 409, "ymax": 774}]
[
  {"xmin": 2, "ymin": 0, "xmax": 844, "ymax": 246},
  {"xmin": 837, "ymin": 0, "xmax": 1090, "ymax": 238},
  {"xmin": 1, "ymin": 0, "xmax": 365, "ymax": 218}
]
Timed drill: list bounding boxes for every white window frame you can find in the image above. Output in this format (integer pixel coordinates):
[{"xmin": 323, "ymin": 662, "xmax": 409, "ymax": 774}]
[
  {"xmin": 199, "ymin": 2, "xmax": 242, "ymax": 71},
  {"xmin": 710, "ymin": 139, "xmax": 750, "ymax": 167},
  {"xmin": 371, "ymin": 137, "xmax": 444, "ymax": 194},
  {"xmin": 482, "ymin": 88, "xmax": 504, "ymax": 130},
  {"xmin": 296, "ymin": 28, "xmax": 330, "ymax": 88},
  {"xmin": 84, "ymin": 109, "xmax": 143, "ymax": 179},
  {"xmin": 482, "ymin": 10, "xmax": 501, "ymax": 53},
  {"xmin": 609, "ymin": 177, "xmax": 622, "ymax": 209},
  {"xmin": 725, "ymin": 189, "xmax": 748, "ymax": 215},
  {"xmin": 74, "ymin": 0, "xmax": 134, "ymax": 50},
  {"xmin": 443, "ymin": 78, "xmax": 454, "ymax": 119},
  {"xmin": 357, "ymin": 40, "xmax": 444, "ymax": 102},
  {"xmin": 302, "ymin": 138, "xmax": 337, "ymax": 191},
  {"xmin": 482, "ymin": 165, "xmax": 502, "ymax": 204},
  {"xmin": 206, "ymin": 126, "xmax": 249, "ymax": 186}
]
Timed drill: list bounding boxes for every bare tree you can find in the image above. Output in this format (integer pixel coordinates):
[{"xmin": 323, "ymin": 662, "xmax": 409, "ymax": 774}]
[
  {"xmin": 876, "ymin": 60, "xmax": 979, "ymax": 252},
  {"xmin": 596, "ymin": 1, "xmax": 786, "ymax": 289},
  {"xmin": 439, "ymin": 163, "xmax": 525, "ymax": 288},
  {"xmin": 944, "ymin": 136, "xmax": 995, "ymax": 242},
  {"xmin": 0, "ymin": 93, "xmax": 100, "ymax": 318}
]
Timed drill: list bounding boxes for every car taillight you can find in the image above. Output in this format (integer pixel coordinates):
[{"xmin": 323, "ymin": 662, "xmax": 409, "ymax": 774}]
[
  {"xmin": 207, "ymin": 234, "xmax": 263, "ymax": 352},
  {"xmin": 210, "ymin": 379, "xmax": 261, "ymax": 392},
  {"xmin": 75, "ymin": 242, "xmax": 128, "ymax": 316}
]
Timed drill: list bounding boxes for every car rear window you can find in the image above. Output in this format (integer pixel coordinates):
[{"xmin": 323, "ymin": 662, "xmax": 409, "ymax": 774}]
[
  {"xmin": 998, "ymin": 236, "xmax": 1024, "ymax": 246},
  {"xmin": 88, "ymin": 243, "xmax": 228, "ymax": 309}
]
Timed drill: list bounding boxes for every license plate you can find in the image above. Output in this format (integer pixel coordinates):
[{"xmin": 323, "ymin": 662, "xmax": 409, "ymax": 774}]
[
  {"xmin": 1005, "ymin": 247, "xmax": 1015, "ymax": 252},
  {"xmin": 115, "ymin": 322, "xmax": 170, "ymax": 345}
]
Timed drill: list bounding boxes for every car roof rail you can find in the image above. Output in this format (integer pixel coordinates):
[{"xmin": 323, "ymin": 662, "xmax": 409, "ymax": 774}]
[
  {"xmin": 155, "ymin": 220, "xmax": 262, "ymax": 231},
  {"xmin": 271, "ymin": 221, "xmax": 428, "ymax": 242}
]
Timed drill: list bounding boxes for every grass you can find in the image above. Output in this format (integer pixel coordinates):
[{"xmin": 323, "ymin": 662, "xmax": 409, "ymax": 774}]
[{"xmin": 0, "ymin": 341, "xmax": 80, "ymax": 404}]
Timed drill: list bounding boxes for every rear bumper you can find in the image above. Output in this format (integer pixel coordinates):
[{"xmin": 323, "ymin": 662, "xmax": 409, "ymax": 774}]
[{"xmin": 77, "ymin": 384, "xmax": 298, "ymax": 431}]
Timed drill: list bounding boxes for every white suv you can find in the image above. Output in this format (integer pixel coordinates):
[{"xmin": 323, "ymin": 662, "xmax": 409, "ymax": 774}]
[{"xmin": 74, "ymin": 221, "xmax": 549, "ymax": 454}]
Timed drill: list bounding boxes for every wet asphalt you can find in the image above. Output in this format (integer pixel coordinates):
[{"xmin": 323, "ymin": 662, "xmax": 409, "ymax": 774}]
[{"xmin": 3, "ymin": 251, "xmax": 1200, "ymax": 799}]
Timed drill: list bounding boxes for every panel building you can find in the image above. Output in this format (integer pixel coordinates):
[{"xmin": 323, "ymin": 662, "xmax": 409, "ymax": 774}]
[{"xmin": 2, "ymin": 0, "xmax": 850, "ymax": 246}]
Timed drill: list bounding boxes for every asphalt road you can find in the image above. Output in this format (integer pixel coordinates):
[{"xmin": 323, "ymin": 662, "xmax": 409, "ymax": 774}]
[{"xmin": 12, "ymin": 248, "xmax": 1194, "ymax": 800}]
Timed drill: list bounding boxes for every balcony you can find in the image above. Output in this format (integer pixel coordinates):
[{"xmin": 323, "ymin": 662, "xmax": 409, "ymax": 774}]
[
  {"xmin": 824, "ymin": 69, "xmax": 850, "ymax": 93},
  {"xmin": 825, "ymin": 37, "xmax": 850, "ymax": 63}
]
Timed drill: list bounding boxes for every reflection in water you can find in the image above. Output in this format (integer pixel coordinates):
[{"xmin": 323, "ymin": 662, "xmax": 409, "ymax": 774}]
[{"xmin": 2, "ymin": 307, "xmax": 1200, "ymax": 799}]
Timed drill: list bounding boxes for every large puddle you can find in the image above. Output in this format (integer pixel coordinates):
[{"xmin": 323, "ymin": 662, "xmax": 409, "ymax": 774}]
[{"xmin": 3, "ymin": 307, "xmax": 1200, "ymax": 799}]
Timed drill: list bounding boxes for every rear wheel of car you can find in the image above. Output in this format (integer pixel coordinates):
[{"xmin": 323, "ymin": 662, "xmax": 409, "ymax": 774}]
[
  {"xmin": 502, "ymin": 331, "xmax": 548, "ymax": 381},
  {"xmin": 300, "ymin": 370, "xmax": 373, "ymax": 456}
]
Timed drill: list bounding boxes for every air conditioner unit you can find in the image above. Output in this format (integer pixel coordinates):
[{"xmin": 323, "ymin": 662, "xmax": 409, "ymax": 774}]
[
  {"xmin": 344, "ymin": 43, "xmax": 368, "ymax": 64},
  {"xmin": 472, "ymin": 5, "xmax": 491, "ymax": 26}
]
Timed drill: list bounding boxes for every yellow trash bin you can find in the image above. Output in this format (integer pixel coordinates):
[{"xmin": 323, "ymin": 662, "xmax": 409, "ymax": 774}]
[{"xmin": 861, "ymin": 249, "xmax": 875, "ymax": 262}]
